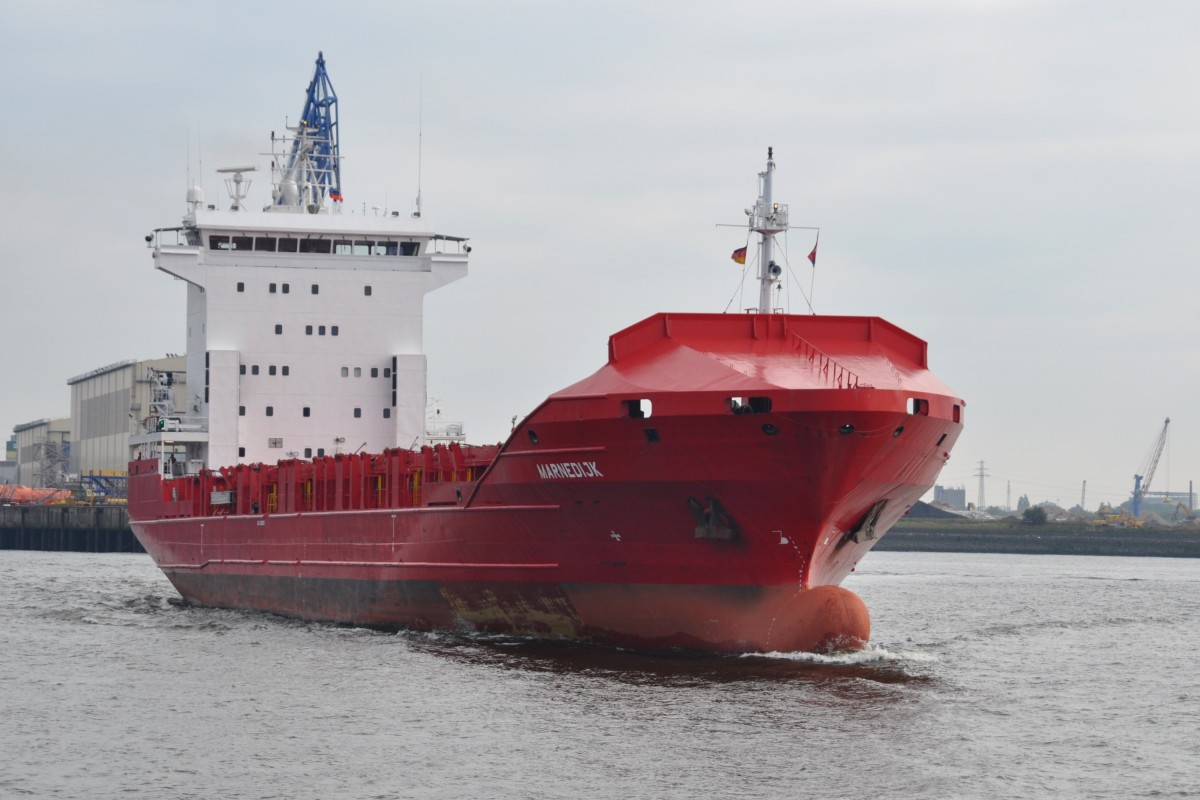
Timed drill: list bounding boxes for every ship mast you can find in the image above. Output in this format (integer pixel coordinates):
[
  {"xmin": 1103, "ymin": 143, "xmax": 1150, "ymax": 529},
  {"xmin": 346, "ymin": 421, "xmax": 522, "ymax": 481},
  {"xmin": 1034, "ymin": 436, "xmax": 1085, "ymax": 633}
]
[{"xmin": 749, "ymin": 147, "xmax": 789, "ymax": 313}]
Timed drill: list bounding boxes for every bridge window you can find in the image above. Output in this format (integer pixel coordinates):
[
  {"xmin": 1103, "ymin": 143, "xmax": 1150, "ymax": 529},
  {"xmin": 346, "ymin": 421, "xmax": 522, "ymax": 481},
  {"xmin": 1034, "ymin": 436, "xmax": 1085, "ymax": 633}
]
[
  {"xmin": 254, "ymin": 237, "xmax": 276, "ymax": 252},
  {"xmin": 278, "ymin": 238, "xmax": 298, "ymax": 253},
  {"xmin": 299, "ymin": 239, "xmax": 331, "ymax": 254},
  {"xmin": 401, "ymin": 242, "xmax": 420, "ymax": 256},
  {"xmin": 209, "ymin": 235, "xmax": 231, "ymax": 250},
  {"xmin": 231, "ymin": 236, "xmax": 252, "ymax": 251}
]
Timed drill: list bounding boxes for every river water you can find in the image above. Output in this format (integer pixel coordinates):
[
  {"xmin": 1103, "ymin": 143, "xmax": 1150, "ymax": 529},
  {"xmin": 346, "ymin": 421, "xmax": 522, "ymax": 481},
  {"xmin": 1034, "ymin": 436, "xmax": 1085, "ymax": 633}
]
[{"xmin": 1, "ymin": 550, "xmax": 1196, "ymax": 799}]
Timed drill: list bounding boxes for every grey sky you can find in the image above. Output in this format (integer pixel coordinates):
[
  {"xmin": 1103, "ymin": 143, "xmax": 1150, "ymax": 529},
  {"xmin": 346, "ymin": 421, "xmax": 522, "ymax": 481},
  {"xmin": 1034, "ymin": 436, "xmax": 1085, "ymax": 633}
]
[{"xmin": 2, "ymin": 1, "xmax": 1197, "ymax": 509}]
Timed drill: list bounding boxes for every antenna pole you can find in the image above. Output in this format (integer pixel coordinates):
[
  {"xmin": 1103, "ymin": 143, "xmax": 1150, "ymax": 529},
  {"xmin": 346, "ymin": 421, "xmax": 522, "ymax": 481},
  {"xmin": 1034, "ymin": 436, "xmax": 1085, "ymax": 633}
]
[
  {"xmin": 414, "ymin": 75, "xmax": 423, "ymax": 218},
  {"xmin": 748, "ymin": 147, "xmax": 788, "ymax": 314}
]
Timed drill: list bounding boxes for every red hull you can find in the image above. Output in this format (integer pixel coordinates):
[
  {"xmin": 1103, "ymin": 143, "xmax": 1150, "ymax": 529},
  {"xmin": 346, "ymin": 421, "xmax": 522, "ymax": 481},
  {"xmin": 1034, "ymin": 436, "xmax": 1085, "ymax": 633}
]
[{"xmin": 130, "ymin": 313, "xmax": 963, "ymax": 653}]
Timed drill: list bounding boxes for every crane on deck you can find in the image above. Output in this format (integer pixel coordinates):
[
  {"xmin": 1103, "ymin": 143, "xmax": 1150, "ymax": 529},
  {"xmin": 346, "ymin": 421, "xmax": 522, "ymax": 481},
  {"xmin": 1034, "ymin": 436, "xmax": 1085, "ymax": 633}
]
[
  {"xmin": 271, "ymin": 51, "xmax": 341, "ymax": 211},
  {"xmin": 1131, "ymin": 417, "xmax": 1170, "ymax": 518}
]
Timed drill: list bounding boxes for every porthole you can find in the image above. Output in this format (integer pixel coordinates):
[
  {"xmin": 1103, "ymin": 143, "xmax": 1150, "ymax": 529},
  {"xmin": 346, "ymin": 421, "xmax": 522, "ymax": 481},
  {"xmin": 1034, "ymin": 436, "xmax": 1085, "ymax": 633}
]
[
  {"xmin": 528, "ymin": 430, "xmax": 539, "ymax": 445},
  {"xmin": 893, "ymin": 426, "xmax": 905, "ymax": 438},
  {"xmin": 762, "ymin": 423, "xmax": 779, "ymax": 436},
  {"xmin": 839, "ymin": 423, "xmax": 855, "ymax": 435}
]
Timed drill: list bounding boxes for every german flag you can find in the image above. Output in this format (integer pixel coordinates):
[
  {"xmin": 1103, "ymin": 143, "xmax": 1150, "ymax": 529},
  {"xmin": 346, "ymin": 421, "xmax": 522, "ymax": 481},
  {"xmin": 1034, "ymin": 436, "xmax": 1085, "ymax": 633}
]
[{"xmin": 731, "ymin": 246, "xmax": 747, "ymax": 265}]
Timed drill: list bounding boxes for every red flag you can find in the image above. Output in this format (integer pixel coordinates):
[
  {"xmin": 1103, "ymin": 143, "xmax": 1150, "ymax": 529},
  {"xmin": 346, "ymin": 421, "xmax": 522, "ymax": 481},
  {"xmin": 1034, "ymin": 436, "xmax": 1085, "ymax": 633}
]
[
  {"xmin": 808, "ymin": 242, "xmax": 818, "ymax": 267},
  {"xmin": 731, "ymin": 246, "xmax": 747, "ymax": 265}
]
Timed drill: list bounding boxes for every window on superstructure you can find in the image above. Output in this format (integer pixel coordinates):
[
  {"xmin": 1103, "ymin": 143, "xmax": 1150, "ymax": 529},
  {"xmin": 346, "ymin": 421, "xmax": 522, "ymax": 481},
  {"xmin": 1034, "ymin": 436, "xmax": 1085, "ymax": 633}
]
[
  {"xmin": 306, "ymin": 325, "xmax": 313, "ymax": 335},
  {"xmin": 331, "ymin": 326, "xmax": 339, "ymax": 336},
  {"xmin": 319, "ymin": 326, "xmax": 326, "ymax": 336},
  {"xmin": 268, "ymin": 438, "xmax": 283, "ymax": 448},
  {"xmin": 282, "ymin": 283, "xmax": 290, "ymax": 294},
  {"xmin": 400, "ymin": 242, "xmax": 420, "ymax": 256},
  {"xmin": 303, "ymin": 407, "xmax": 310, "ymax": 417},
  {"xmin": 334, "ymin": 240, "xmax": 353, "ymax": 255},
  {"xmin": 237, "ymin": 282, "xmax": 245, "ymax": 292},
  {"xmin": 251, "ymin": 365, "xmax": 260, "ymax": 375},
  {"xmin": 371, "ymin": 367, "xmax": 379, "ymax": 378},
  {"xmin": 282, "ymin": 366, "xmax": 289, "ymax": 376},
  {"xmin": 383, "ymin": 409, "xmax": 391, "ymax": 419},
  {"xmin": 239, "ymin": 406, "xmax": 245, "ymax": 416},
  {"xmin": 312, "ymin": 284, "xmax": 320, "ymax": 294},
  {"xmin": 304, "ymin": 448, "xmax": 312, "ymax": 458},
  {"xmin": 354, "ymin": 408, "xmax": 362, "ymax": 418},
  {"xmin": 380, "ymin": 242, "xmax": 399, "ymax": 256},
  {"xmin": 255, "ymin": 237, "xmax": 277, "ymax": 252},
  {"xmin": 383, "ymin": 367, "xmax": 391, "ymax": 378},
  {"xmin": 299, "ymin": 239, "xmax": 331, "ymax": 254},
  {"xmin": 364, "ymin": 286, "xmax": 372, "ymax": 296},
  {"xmin": 274, "ymin": 324, "xmax": 283, "ymax": 335},
  {"xmin": 231, "ymin": 235, "xmax": 252, "ymax": 250},
  {"xmin": 341, "ymin": 367, "xmax": 349, "ymax": 377},
  {"xmin": 240, "ymin": 364, "xmax": 247, "ymax": 375},
  {"xmin": 266, "ymin": 406, "xmax": 274, "ymax": 416},
  {"xmin": 269, "ymin": 283, "xmax": 277, "ymax": 294},
  {"xmin": 354, "ymin": 240, "xmax": 371, "ymax": 255},
  {"xmin": 210, "ymin": 235, "xmax": 231, "ymax": 250},
  {"xmin": 269, "ymin": 366, "xmax": 277, "ymax": 376},
  {"xmin": 239, "ymin": 447, "xmax": 246, "ymax": 457},
  {"xmin": 317, "ymin": 448, "xmax": 325, "ymax": 457},
  {"xmin": 278, "ymin": 238, "xmax": 298, "ymax": 253},
  {"xmin": 353, "ymin": 367, "xmax": 361, "ymax": 378}
]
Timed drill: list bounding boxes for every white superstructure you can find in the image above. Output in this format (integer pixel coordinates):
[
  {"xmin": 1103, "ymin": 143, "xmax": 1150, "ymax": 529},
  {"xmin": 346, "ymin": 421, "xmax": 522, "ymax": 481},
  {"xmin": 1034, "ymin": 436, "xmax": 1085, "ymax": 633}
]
[{"xmin": 133, "ymin": 61, "xmax": 468, "ymax": 473}]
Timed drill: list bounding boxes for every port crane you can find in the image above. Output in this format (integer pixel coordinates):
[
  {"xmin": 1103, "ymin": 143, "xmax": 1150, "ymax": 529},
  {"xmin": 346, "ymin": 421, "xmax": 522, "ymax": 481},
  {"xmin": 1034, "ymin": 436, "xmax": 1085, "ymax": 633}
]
[{"xmin": 1131, "ymin": 417, "xmax": 1169, "ymax": 517}]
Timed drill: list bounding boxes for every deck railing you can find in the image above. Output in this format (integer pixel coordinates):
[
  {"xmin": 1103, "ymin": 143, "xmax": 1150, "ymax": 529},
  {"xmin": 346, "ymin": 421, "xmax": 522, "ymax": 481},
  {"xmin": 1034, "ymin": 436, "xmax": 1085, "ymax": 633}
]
[{"xmin": 790, "ymin": 333, "xmax": 863, "ymax": 389}]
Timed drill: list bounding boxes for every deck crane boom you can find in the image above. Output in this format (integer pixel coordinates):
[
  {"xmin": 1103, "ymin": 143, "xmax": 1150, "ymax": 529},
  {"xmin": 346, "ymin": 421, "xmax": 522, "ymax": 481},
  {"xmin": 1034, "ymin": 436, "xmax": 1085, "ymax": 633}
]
[
  {"xmin": 1132, "ymin": 417, "xmax": 1170, "ymax": 517},
  {"xmin": 272, "ymin": 51, "xmax": 340, "ymax": 211}
]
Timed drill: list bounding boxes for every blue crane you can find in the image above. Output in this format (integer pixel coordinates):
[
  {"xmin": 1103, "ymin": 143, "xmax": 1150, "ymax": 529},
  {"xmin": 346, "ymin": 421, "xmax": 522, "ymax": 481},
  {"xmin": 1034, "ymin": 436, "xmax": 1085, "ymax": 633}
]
[
  {"xmin": 1132, "ymin": 417, "xmax": 1169, "ymax": 518},
  {"xmin": 274, "ymin": 52, "xmax": 341, "ymax": 209}
]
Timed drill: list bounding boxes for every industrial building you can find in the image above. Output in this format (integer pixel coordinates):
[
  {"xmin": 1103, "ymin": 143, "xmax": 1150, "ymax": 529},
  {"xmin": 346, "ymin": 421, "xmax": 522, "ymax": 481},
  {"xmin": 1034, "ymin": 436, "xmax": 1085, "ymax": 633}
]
[
  {"xmin": 9, "ymin": 356, "xmax": 186, "ymax": 494},
  {"xmin": 13, "ymin": 417, "xmax": 71, "ymax": 488}
]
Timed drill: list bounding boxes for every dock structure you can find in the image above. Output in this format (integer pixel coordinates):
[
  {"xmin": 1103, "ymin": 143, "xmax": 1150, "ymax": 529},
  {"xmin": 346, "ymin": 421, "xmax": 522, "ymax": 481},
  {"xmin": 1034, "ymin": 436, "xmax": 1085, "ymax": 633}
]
[{"xmin": 0, "ymin": 505, "xmax": 143, "ymax": 553}]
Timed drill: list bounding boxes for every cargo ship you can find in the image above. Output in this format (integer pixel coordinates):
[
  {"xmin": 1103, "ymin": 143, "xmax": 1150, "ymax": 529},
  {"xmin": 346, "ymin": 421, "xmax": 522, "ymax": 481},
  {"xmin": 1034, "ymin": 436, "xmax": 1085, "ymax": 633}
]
[{"xmin": 128, "ymin": 54, "xmax": 963, "ymax": 654}]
